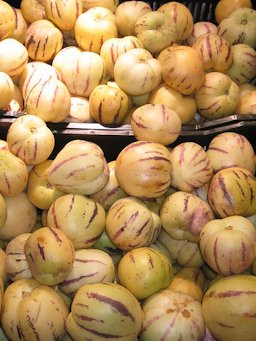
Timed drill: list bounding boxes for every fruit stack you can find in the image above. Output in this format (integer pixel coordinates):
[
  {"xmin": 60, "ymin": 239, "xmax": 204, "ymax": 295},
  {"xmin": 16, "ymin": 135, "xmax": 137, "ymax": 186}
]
[{"xmin": 0, "ymin": 0, "xmax": 256, "ymax": 340}]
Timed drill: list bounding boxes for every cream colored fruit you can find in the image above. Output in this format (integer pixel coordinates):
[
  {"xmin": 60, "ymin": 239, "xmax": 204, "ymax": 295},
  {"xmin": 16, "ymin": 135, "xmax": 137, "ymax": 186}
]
[
  {"xmin": 1, "ymin": 278, "xmax": 69, "ymax": 341},
  {"xmin": 0, "ymin": 72, "xmax": 14, "ymax": 109},
  {"xmin": 5, "ymin": 233, "xmax": 32, "ymax": 281},
  {"xmin": 0, "ymin": 1, "xmax": 16, "ymax": 40},
  {"xmin": 131, "ymin": 103, "xmax": 181, "ymax": 145},
  {"xmin": 226, "ymin": 44, "xmax": 256, "ymax": 84},
  {"xmin": 157, "ymin": 1, "xmax": 194, "ymax": 42},
  {"xmin": 168, "ymin": 267, "xmax": 205, "ymax": 302},
  {"xmin": 59, "ymin": 248, "xmax": 115, "ymax": 297},
  {"xmin": 215, "ymin": 0, "xmax": 253, "ymax": 24},
  {"xmin": 47, "ymin": 194, "xmax": 106, "ymax": 249},
  {"xmin": 65, "ymin": 96, "xmax": 93, "ymax": 123},
  {"xmin": 0, "ymin": 192, "xmax": 37, "ymax": 241},
  {"xmin": 199, "ymin": 216, "xmax": 256, "ymax": 275},
  {"xmin": 25, "ymin": 78, "xmax": 71, "ymax": 123},
  {"xmin": 134, "ymin": 11, "xmax": 176, "ymax": 54},
  {"xmin": 217, "ymin": 8, "xmax": 256, "ymax": 48},
  {"xmin": 202, "ymin": 275, "xmax": 256, "ymax": 341},
  {"xmin": 0, "ymin": 38, "xmax": 28, "ymax": 79},
  {"xmin": 0, "ymin": 150, "xmax": 28, "ymax": 197},
  {"xmin": 100, "ymin": 35, "xmax": 143, "ymax": 78},
  {"xmin": 89, "ymin": 160, "xmax": 127, "ymax": 211},
  {"xmin": 74, "ymin": 7, "xmax": 117, "ymax": 54},
  {"xmin": 170, "ymin": 142, "xmax": 213, "ymax": 192},
  {"xmin": 24, "ymin": 227, "xmax": 75, "ymax": 286},
  {"xmin": 52, "ymin": 47, "xmax": 108, "ymax": 98},
  {"xmin": 117, "ymin": 247, "xmax": 173, "ymax": 300},
  {"xmin": 162, "ymin": 45, "xmax": 205, "ymax": 95},
  {"xmin": 207, "ymin": 166, "xmax": 256, "ymax": 218},
  {"xmin": 81, "ymin": 0, "xmax": 119, "ymax": 12},
  {"xmin": 193, "ymin": 33, "xmax": 233, "ymax": 72},
  {"xmin": 195, "ymin": 72, "xmax": 240, "ymax": 120},
  {"xmin": 6, "ymin": 115, "xmax": 55, "ymax": 166},
  {"xmin": 47, "ymin": 140, "xmax": 109, "ymax": 195},
  {"xmin": 239, "ymin": 83, "xmax": 256, "ymax": 97},
  {"xmin": 20, "ymin": 0, "xmax": 46, "ymax": 23},
  {"xmin": 24, "ymin": 19, "xmax": 63, "ymax": 62},
  {"xmin": 115, "ymin": 141, "xmax": 172, "ymax": 199},
  {"xmin": 0, "ymin": 247, "xmax": 7, "ymax": 283},
  {"xmin": 141, "ymin": 289, "xmax": 205, "ymax": 341},
  {"xmin": 10, "ymin": 84, "xmax": 24, "ymax": 112},
  {"xmin": 160, "ymin": 190, "xmax": 214, "ymax": 243},
  {"xmin": 10, "ymin": 8, "xmax": 28, "ymax": 43},
  {"xmin": 44, "ymin": 0, "xmax": 83, "ymax": 31},
  {"xmin": 235, "ymin": 89, "xmax": 256, "ymax": 114},
  {"xmin": 114, "ymin": 48, "xmax": 162, "ymax": 96},
  {"xmin": 27, "ymin": 160, "xmax": 65, "ymax": 210},
  {"xmin": 0, "ymin": 194, "xmax": 6, "ymax": 231},
  {"xmin": 67, "ymin": 282, "xmax": 143, "ymax": 341},
  {"xmin": 207, "ymin": 132, "xmax": 255, "ymax": 174},
  {"xmin": 149, "ymin": 83, "xmax": 197, "ymax": 124},
  {"xmin": 105, "ymin": 197, "xmax": 160, "ymax": 250},
  {"xmin": 186, "ymin": 21, "xmax": 218, "ymax": 46},
  {"xmin": 89, "ymin": 82, "xmax": 131, "ymax": 125},
  {"xmin": 115, "ymin": 0, "xmax": 152, "ymax": 37}
]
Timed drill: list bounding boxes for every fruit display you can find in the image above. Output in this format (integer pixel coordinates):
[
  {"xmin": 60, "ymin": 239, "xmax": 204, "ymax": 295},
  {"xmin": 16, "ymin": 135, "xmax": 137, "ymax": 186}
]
[{"xmin": 0, "ymin": 0, "xmax": 255, "ymax": 340}]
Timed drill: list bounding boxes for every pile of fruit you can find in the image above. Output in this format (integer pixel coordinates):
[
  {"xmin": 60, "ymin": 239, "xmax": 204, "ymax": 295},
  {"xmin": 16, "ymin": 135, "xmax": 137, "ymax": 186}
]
[{"xmin": 0, "ymin": 0, "xmax": 256, "ymax": 340}]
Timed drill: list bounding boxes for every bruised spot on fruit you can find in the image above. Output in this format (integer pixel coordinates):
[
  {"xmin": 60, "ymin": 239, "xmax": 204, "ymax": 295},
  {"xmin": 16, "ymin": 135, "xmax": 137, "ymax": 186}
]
[
  {"xmin": 182, "ymin": 309, "xmax": 191, "ymax": 318},
  {"xmin": 166, "ymin": 308, "xmax": 175, "ymax": 314}
]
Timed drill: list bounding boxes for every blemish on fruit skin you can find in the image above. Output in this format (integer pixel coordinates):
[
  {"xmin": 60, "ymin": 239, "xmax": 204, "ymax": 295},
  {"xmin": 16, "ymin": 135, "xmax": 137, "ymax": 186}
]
[
  {"xmin": 26, "ymin": 314, "xmax": 41, "ymax": 341},
  {"xmin": 208, "ymin": 289, "xmax": 256, "ymax": 299}
]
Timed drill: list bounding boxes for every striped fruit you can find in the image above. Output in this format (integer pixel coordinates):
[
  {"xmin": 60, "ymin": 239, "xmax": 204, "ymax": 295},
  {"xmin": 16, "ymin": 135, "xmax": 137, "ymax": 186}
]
[
  {"xmin": 24, "ymin": 227, "xmax": 75, "ymax": 286},
  {"xmin": 25, "ymin": 78, "xmax": 71, "ymax": 123},
  {"xmin": 1, "ymin": 278, "xmax": 69, "ymax": 341},
  {"xmin": 64, "ymin": 96, "xmax": 93, "ymax": 123},
  {"xmin": 195, "ymin": 72, "xmax": 241, "ymax": 120},
  {"xmin": 66, "ymin": 282, "xmax": 143, "ymax": 341},
  {"xmin": 207, "ymin": 132, "xmax": 255, "ymax": 174},
  {"xmin": 6, "ymin": 115, "xmax": 55, "ymax": 166},
  {"xmin": 199, "ymin": 215, "xmax": 256, "ymax": 275},
  {"xmin": 5, "ymin": 233, "xmax": 32, "ymax": 282},
  {"xmin": 47, "ymin": 140, "xmax": 109, "ymax": 195},
  {"xmin": 170, "ymin": 142, "xmax": 213, "ymax": 192},
  {"xmin": 193, "ymin": 33, "xmax": 233, "ymax": 72},
  {"xmin": 0, "ymin": 1, "xmax": 16, "ymax": 40},
  {"xmin": 235, "ymin": 89, "xmax": 256, "ymax": 115},
  {"xmin": 160, "ymin": 191, "xmax": 214, "ymax": 242},
  {"xmin": 90, "ymin": 160, "xmax": 127, "ymax": 211},
  {"xmin": 27, "ymin": 160, "xmax": 65, "ymax": 210},
  {"xmin": 140, "ymin": 289, "xmax": 205, "ymax": 341},
  {"xmin": 20, "ymin": 0, "xmax": 46, "ymax": 23},
  {"xmin": 115, "ymin": 140, "xmax": 172, "ymax": 199},
  {"xmin": 0, "ymin": 192, "xmax": 37, "ymax": 242},
  {"xmin": 106, "ymin": 197, "xmax": 160, "ymax": 250},
  {"xmin": 89, "ymin": 82, "xmax": 131, "ymax": 125},
  {"xmin": 0, "ymin": 38, "xmax": 28, "ymax": 79},
  {"xmin": 161, "ymin": 45, "xmax": 205, "ymax": 95},
  {"xmin": 47, "ymin": 194, "xmax": 106, "ymax": 249},
  {"xmin": 186, "ymin": 21, "xmax": 218, "ymax": 46},
  {"xmin": 100, "ymin": 36, "xmax": 143, "ymax": 78},
  {"xmin": 0, "ymin": 149, "xmax": 28, "ymax": 197},
  {"xmin": 131, "ymin": 103, "xmax": 181, "ymax": 145},
  {"xmin": 44, "ymin": 0, "xmax": 83, "ymax": 31},
  {"xmin": 226, "ymin": 44, "xmax": 256, "ymax": 85},
  {"xmin": 117, "ymin": 247, "xmax": 173, "ymax": 299},
  {"xmin": 82, "ymin": 0, "xmax": 119, "ymax": 12},
  {"xmin": 157, "ymin": 1, "xmax": 194, "ymax": 41},
  {"xmin": 0, "ymin": 71, "xmax": 14, "ymax": 109},
  {"xmin": 58, "ymin": 248, "xmax": 115, "ymax": 297},
  {"xmin": 207, "ymin": 166, "xmax": 256, "ymax": 217},
  {"xmin": 10, "ymin": 8, "xmax": 28, "ymax": 44},
  {"xmin": 24, "ymin": 19, "xmax": 63, "ymax": 62},
  {"xmin": 157, "ymin": 229, "xmax": 205, "ymax": 268},
  {"xmin": 202, "ymin": 274, "xmax": 256, "ymax": 341},
  {"xmin": 52, "ymin": 47, "xmax": 108, "ymax": 98}
]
